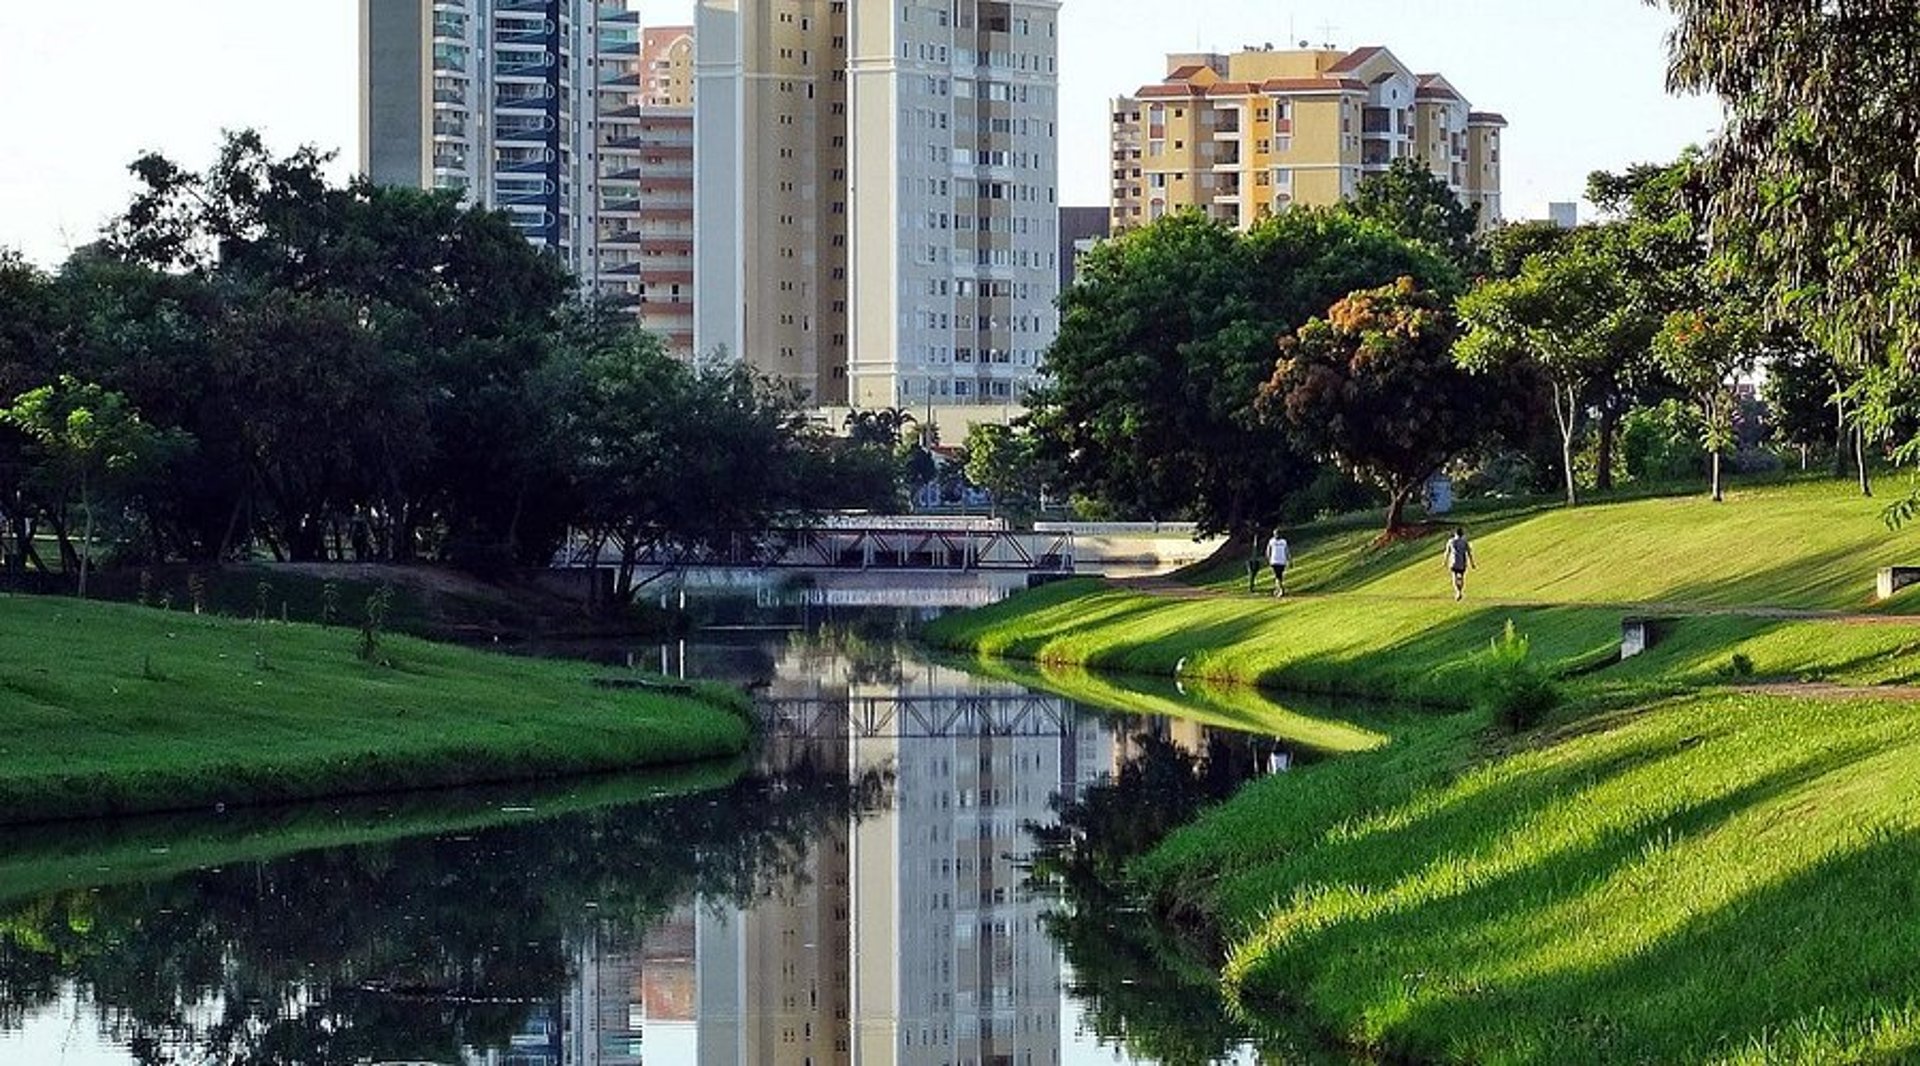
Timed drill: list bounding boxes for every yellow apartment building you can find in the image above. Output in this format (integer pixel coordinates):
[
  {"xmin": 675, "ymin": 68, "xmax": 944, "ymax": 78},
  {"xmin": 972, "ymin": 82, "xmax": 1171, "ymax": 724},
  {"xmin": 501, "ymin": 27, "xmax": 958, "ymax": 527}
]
[{"xmin": 1109, "ymin": 45, "xmax": 1505, "ymax": 234}]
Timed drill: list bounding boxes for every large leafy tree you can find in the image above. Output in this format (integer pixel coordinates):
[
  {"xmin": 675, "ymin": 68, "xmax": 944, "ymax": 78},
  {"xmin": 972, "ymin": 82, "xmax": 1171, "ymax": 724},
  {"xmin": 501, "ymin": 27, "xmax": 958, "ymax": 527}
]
[
  {"xmin": 1, "ymin": 377, "xmax": 187, "ymax": 596},
  {"xmin": 1346, "ymin": 156, "xmax": 1482, "ymax": 271},
  {"xmin": 1264, "ymin": 278, "xmax": 1495, "ymax": 534},
  {"xmin": 566, "ymin": 327, "xmax": 811, "ymax": 599},
  {"xmin": 964, "ymin": 422, "xmax": 1050, "ymax": 520},
  {"xmin": 104, "ymin": 131, "xmax": 577, "ymax": 568},
  {"xmin": 0, "ymin": 251, "xmax": 57, "ymax": 575},
  {"xmin": 1653, "ymin": 302, "xmax": 1762, "ymax": 502},
  {"xmin": 1661, "ymin": 0, "xmax": 1920, "ymax": 368},
  {"xmin": 1031, "ymin": 209, "xmax": 1457, "ymax": 540},
  {"xmin": 1456, "ymin": 229, "xmax": 1657, "ymax": 505}
]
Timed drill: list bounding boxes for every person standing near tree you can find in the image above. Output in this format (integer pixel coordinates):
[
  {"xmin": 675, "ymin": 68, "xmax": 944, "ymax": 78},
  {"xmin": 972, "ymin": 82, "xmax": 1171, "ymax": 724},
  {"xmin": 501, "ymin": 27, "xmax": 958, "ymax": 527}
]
[
  {"xmin": 1445, "ymin": 526, "xmax": 1476, "ymax": 601},
  {"xmin": 1267, "ymin": 528, "xmax": 1291, "ymax": 598}
]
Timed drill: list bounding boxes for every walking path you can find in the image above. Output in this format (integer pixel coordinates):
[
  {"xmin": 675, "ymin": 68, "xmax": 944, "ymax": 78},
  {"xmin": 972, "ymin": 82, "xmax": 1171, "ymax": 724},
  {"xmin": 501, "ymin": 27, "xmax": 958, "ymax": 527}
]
[{"xmin": 1107, "ymin": 574, "xmax": 1920, "ymax": 625}]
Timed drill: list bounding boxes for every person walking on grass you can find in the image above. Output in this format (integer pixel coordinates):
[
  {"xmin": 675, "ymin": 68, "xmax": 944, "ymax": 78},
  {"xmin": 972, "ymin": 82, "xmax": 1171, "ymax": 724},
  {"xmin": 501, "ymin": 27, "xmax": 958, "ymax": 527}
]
[
  {"xmin": 1267, "ymin": 527, "xmax": 1291, "ymax": 598},
  {"xmin": 1445, "ymin": 526, "xmax": 1475, "ymax": 601}
]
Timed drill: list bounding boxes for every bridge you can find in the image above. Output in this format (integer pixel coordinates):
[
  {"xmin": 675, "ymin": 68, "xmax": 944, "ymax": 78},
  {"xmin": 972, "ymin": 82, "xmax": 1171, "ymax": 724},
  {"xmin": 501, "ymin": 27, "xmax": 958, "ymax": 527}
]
[
  {"xmin": 556, "ymin": 527, "xmax": 1076, "ymax": 574},
  {"xmin": 759, "ymin": 694, "xmax": 1075, "ymax": 740}
]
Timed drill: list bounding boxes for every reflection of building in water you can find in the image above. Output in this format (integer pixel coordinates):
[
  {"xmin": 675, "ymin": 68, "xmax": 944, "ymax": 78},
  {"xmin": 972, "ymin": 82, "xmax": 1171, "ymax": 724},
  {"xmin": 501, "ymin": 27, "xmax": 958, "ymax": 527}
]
[
  {"xmin": 468, "ymin": 911, "xmax": 697, "ymax": 1066},
  {"xmin": 758, "ymin": 639, "xmax": 1107, "ymax": 1066},
  {"xmin": 697, "ymin": 729, "xmax": 855, "ymax": 1066},
  {"xmin": 482, "ymin": 635, "xmax": 1118, "ymax": 1066}
]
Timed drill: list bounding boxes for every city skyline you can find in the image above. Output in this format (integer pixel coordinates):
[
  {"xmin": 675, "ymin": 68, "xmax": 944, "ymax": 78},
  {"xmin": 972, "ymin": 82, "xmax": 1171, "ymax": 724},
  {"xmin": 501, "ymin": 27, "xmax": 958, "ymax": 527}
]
[{"xmin": 0, "ymin": 1, "xmax": 1720, "ymax": 268}]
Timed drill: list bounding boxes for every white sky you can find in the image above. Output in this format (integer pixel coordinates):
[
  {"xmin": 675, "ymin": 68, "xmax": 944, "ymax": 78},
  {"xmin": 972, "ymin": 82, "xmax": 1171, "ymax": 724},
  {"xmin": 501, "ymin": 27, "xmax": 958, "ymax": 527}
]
[{"xmin": 0, "ymin": 1, "xmax": 1720, "ymax": 268}]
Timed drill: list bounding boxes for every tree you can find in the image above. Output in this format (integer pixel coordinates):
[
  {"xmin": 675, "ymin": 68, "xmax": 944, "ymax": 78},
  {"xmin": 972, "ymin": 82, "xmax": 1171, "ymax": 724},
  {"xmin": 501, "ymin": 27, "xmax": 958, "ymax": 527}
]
[
  {"xmin": 1346, "ymin": 156, "xmax": 1482, "ymax": 270},
  {"xmin": 1653, "ymin": 303, "xmax": 1761, "ymax": 502},
  {"xmin": 1765, "ymin": 342, "xmax": 1856, "ymax": 474},
  {"xmin": 105, "ymin": 131, "xmax": 579, "ymax": 568},
  {"xmin": 1031, "ymin": 209, "xmax": 1458, "ymax": 541},
  {"xmin": 0, "ymin": 251, "xmax": 57, "ymax": 575},
  {"xmin": 1456, "ymin": 230, "xmax": 1656, "ymax": 505},
  {"xmin": 843, "ymin": 407, "xmax": 916, "ymax": 448},
  {"xmin": 1264, "ymin": 278, "xmax": 1494, "ymax": 534},
  {"xmin": 1661, "ymin": 2, "xmax": 1920, "ymax": 368},
  {"xmin": 567, "ymin": 331, "xmax": 812, "ymax": 600},
  {"xmin": 1477, "ymin": 220, "xmax": 1571, "ymax": 279},
  {"xmin": 963, "ymin": 422, "xmax": 1047, "ymax": 520},
  {"xmin": 1, "ymin": 378, "xmax": 187, "ymax": 596}
]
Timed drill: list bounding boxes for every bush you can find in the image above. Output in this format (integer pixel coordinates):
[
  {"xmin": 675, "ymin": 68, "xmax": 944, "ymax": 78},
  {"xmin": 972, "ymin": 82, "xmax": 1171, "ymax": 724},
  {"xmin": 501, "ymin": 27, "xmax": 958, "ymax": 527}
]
[
  {"xmin": 1478, "ymin": 621, "xmax": 1561, "ymax": 732},
  {"xmin": 1620, "ymin": 399, "xmax": 1708, "ymax": 484}
]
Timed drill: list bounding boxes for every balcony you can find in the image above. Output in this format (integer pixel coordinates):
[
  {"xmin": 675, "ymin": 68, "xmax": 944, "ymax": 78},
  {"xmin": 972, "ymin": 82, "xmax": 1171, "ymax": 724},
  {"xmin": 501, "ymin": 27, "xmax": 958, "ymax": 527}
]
[{"xmin": 494, "ymin": 92, "xmax": 553, "ymax": 112}]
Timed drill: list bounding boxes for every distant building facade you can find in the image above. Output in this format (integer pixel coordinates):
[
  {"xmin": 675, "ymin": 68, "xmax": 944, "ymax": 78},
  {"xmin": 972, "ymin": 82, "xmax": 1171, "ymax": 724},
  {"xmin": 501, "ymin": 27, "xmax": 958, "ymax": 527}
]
[
  {"xmin": 1057, "ymin": 205, "xmax": 1109, "ymax": 291},
  {"xmin": 358, "ymin": 1, "xmax": 695, "ymax": 354},
  {"xmin": 1108, "ymin": 45, "xmax": 1505, "ymax": 234},
  {"xmin": 696, "ymin": 1, "xmax": 1062, "ymax": 410},
  {"xmin": 1548, "ymin": 200, "xmax": 1579, "ymax": 228}
]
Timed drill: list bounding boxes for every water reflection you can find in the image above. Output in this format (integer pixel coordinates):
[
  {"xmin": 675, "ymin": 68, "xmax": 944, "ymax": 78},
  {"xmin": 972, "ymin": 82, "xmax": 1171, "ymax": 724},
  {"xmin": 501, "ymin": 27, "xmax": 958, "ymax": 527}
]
[{"xmin": 0, "ymin": 615, "xmax": 1378, "ymax": 1065}]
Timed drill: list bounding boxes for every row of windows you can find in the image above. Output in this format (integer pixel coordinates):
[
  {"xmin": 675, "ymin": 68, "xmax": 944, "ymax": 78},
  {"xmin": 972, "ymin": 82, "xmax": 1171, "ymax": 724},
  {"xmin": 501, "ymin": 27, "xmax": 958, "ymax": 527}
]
[
  {"xmin": 914, "ymin": 310, "xmax": 1050, "ymax": 333},
  {"xmin": 922, "ymin": 277, "xmax": 1042, "ymax": 300}
]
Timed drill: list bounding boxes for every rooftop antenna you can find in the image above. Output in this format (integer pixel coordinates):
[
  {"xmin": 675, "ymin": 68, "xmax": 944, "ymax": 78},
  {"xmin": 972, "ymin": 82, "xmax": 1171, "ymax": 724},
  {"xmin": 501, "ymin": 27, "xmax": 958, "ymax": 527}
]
[{"xmin": 1318, "ymin": 19, "xmax": 1340, "ymax": 48}]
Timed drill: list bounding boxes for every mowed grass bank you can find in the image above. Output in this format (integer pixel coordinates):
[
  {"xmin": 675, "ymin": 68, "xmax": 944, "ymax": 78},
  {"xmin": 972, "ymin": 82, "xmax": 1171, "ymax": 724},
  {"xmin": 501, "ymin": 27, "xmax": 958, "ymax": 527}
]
[
  {"xmin": 1189, "ymin": 477, "xmax": 1915, "ymax": 612},
  {"xmin": 0, "ymin": 594, "xmax": 751, "ymax": 824},
  {"xmin": 1135, "ymin": 691, "xmax": 1920, "ymax": 1064},
  {"xmin": 925, "ymin": 480, "xmax": 1920, "ymax": 704},
  {"xmin": 926, "ymin": 478, "xmax": 1920, "ymax": 1062}
]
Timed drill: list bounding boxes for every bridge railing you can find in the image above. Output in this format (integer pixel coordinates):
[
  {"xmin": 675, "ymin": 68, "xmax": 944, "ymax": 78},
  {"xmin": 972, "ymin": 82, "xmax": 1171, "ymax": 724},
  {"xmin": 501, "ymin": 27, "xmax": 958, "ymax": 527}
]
[
  {"xmin": 759, "ymin": 694, "xmax": 1074, "ymax": 739},
  {"xmin": 555, "ymin": 528, "xmax": 1074, "ymax": 573}
]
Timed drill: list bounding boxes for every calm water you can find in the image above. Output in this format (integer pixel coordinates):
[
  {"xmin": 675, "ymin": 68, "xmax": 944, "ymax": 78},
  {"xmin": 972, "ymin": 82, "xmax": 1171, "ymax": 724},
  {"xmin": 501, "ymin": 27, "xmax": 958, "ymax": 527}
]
[{"xmin": 0, "ymin": 602, "xmax": 1357, "ymax": 1066}]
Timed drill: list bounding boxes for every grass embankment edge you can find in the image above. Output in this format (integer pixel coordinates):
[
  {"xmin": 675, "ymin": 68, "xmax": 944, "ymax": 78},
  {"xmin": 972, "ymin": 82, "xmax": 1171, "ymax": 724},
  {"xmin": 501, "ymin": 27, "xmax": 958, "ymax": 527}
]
[{"xmin": 0, "ymin": 594, "xmax": 755, "ymax": 825}]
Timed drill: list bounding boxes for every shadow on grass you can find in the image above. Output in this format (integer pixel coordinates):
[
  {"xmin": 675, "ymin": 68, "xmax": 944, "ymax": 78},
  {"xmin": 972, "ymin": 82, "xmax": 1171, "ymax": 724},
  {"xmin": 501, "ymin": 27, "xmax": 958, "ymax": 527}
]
[
  {"xmin": 1218, "ymin": 708, "xmax": 1909, "ymax": 1063},
  {"xmin": 1650, "ymin": 542, "xmax": 1888, "ymax": 612}
]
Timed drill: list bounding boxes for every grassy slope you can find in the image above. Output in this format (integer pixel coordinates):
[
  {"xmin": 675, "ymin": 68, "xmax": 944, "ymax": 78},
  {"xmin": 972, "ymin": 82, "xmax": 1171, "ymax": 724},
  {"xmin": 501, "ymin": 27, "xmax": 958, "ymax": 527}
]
[
  {"xmin": 926, "ymin": 480, "xmax": 1920, "ymax": 704},
  {"xmin": 1134, "ymin": 692, "xmax": 1920, "ymax": 1064},
  {"xmin": 0, "ymin": 594, "xmax": 750, "ymax": 823},
  {"xmin": 926, "ymin": 479, "xmax": 1920, "ymax": 1063}
]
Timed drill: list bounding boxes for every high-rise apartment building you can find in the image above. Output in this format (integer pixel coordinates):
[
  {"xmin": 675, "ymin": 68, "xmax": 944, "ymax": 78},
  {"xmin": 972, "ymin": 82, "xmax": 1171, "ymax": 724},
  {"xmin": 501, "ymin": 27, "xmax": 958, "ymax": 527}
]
[
  {"xmin": 1109, "ymin": 45, "xmax": 1505, "ymax": 234},
  {"xmin": 360, "ymin": 2, "xmax": 698, "ymax": 353},
  {"xmin": 695, "ymin": 1, "xmax": 1062, "ymax": 410},
  {"xmin": 594, "ymin": 24, "xmax": 697, "ymax": 355}
]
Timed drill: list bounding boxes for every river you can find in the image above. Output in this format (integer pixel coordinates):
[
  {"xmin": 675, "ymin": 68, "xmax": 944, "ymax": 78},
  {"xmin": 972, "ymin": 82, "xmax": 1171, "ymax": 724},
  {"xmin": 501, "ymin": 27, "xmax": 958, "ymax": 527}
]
[{"xmin": 0, "ymin": 595, "xmax": 1374, "ymax": 1065}]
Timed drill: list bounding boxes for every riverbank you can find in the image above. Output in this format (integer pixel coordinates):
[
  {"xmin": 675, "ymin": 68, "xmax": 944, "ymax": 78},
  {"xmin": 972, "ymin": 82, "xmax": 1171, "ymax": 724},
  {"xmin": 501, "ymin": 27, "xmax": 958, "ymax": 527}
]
[
  {"xmin": 0, "ymin": 594, "xmax": 752, "ymax": 824},
  {"xmin": 924, "ymin": 479, "xmax": 1920, "ymax": 1062},
  {"xmin": 1134, "ymin": 690, "xmax": 1920, "ymax": 1063}
]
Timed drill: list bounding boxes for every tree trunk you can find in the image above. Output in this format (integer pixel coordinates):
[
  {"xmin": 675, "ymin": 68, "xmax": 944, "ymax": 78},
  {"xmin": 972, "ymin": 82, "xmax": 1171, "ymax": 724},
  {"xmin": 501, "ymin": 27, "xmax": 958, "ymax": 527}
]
[
  {"xmin": 1832, "ymin": 403, "xmax": 1850, "ymax": 478},
  {"xmin": 1857, "ymin": 424, "xmax": 1873, "ymax": 498},
  {"xmin": 1384, "ymin": 485, "xmax": 1414, "ymax": 534},
  {"xmin": 1710, "ymin": 451, "xmax": 1723, "ymax": 503},
  {"xmin": 1552, "ymin": 382, "xmax": 1579, "ymax": 507},
  {"xmin": 1594, "ymin": 404, "xmax": 1619, "ymax": 492},
  {"xmin": 77, "ymin": 482, "xmax": 93, "ymax": 599}
]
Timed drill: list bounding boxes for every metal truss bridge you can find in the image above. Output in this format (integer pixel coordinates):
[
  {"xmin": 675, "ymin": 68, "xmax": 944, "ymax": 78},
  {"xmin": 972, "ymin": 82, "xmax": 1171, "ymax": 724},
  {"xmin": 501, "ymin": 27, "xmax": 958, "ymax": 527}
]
[
  {"xmin": 558, "ymin": 527, "xmax": 1075, "ymax": 573},
  {"xmin": 759, "ymin": 694, "xmax": 1074, "ymax": 740}
]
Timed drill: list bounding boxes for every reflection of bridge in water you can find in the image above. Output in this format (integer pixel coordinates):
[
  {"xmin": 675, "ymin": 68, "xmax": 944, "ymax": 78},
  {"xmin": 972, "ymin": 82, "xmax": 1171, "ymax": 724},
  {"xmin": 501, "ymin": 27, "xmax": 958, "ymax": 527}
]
[{"xmin": 760, "ymin": 694, "xmax": 1074, "ymax": 740}]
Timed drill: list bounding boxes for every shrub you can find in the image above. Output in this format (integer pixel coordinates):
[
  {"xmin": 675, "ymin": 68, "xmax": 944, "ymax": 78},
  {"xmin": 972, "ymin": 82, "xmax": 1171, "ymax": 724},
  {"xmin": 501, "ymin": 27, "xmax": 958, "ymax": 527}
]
[{"xmin": 1479, "ymin": 621, "xmax": 1561, "ymax": 732}]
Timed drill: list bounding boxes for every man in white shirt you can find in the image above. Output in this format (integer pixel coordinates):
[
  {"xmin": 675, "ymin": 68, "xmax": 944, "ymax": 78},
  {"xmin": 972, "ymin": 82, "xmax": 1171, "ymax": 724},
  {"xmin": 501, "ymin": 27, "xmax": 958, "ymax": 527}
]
[{"xmin": 1267, "ymin": 528, "xmax": 1291, "ymax": 598}]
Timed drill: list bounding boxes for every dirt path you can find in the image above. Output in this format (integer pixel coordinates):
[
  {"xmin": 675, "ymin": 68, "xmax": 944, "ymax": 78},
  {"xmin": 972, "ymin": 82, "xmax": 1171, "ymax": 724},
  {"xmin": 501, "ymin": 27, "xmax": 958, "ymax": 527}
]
[{"xmin": 1733, "ymin": 682, "xmax": 1920, "ymax": 702}]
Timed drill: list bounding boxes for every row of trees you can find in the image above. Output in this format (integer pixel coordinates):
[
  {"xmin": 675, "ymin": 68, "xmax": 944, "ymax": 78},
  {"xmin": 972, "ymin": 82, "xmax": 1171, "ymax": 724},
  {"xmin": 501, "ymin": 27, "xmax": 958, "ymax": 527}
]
[
  {"xmin": 0, "ymin": 133, "xmax": 903, "ymax": 594},
  {"xmin": 1027, "ymin": 150, "xmax": 1878, "ymax": 539}
]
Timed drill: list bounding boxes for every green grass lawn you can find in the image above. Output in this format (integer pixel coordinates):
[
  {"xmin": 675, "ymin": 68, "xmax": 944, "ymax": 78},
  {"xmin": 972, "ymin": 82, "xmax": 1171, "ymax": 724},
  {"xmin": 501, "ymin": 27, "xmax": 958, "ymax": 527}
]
[
  {"xmin": 1134, "ymin": 691, "xmax": 1920, "ymax": 1064},
  {"xmin": 1193, "ymin": 477, "xmax": 1920, "ymax": 612},
  {"xmin": 927, "ymin": 480, "xmax": 1920, "ymax": 706},
  {"xmin": 0, "ymin": 594, "xmax": 750, "ymax": 823},
  {"xmin": 926, "ymin": 477, "xmax": 1920, "ymax": 1063}
]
